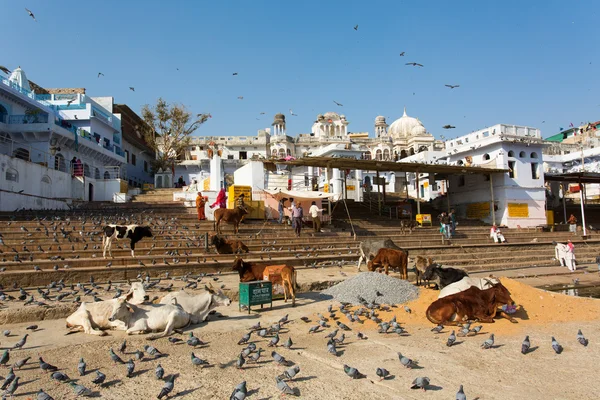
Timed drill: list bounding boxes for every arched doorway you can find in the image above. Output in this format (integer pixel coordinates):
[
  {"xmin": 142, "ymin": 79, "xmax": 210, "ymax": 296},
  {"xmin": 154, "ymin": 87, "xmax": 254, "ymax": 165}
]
[
  {"xmin": 400, "ymin": 149, "xmax": 407, "ymax": 159},
  {"xmin": 409, "ymin": 148, "xmax": 415, "ymax": 156},
  {"xmin": 0, "ymin": 104, "xmax": 7, "ymax": 123},
  {"xmin": 375, "ymin": 149, "xmax": 382, "ymax": 160},
  {"xmin": 104, "ymin": 171, "xmax": 111, "ymax": 179}
]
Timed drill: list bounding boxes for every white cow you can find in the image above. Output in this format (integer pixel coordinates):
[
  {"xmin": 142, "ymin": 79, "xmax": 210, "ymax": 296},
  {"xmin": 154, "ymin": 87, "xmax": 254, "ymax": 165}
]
[
  {"xmin": 160, "ymin": 286, "xmax": 231, "ymax": 324},
  {"xmin": 108, "ymin": 293, "xmax": 190, "ymax": 340},
  {"xmin": 66, "ymin": 282, "xmax": 149, "ymax": 336},
  {"xmin": 438, "ymin": 277, "xmax": 500, "ymax": 299}
]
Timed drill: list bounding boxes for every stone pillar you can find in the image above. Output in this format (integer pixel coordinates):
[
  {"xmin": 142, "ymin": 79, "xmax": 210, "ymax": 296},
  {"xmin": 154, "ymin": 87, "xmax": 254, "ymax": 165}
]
[
  {"xmin": 209, "ymin": 155, "xmax": 223, "ymax": 191},
  {"xmin": 332, "ymin": 168, "xmax": 343, "ymax": 196},
  {"xmin": 355, "ymin": 169, "xmax": 363, "ymax": 202}
]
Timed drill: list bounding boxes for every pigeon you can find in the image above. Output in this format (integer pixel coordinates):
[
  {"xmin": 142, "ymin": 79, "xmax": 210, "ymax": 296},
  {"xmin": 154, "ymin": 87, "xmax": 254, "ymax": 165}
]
[
  {"xmin": 343, "ymin": 364, "xmax": 364, "ymax": 379},
  {"xmin": 0, "ymin": 367, "xmax": 15, "ymax": 390},
  {"xmin": 109, "ymin": 347, "xmax": 124, "ymax": 364},
  {"xmin": 13, "ymin": 357, "xmax": 29, "ymax": 370},
  {"xmin": 376, "ymin": 367, "xmax": 390, "ymax": 381},
  {"xmin": 551, "ymin": 336, "xmax": 563, "ymax": 354},
  {"xmin": 78, "ymin": 357, "xmax": 86, "ymax": 376},
  {"xmin": 300, "ymin": 317, "xmax": 310, "ymax": 323},
  {"xmin": 398, "ymin": 352, "xmax": 415, "ymax": 368},
  {"xmin": 50, "ymin": 371, "xmax": 70, "ymax": 383},
  {"xmin": 283, "ymin": 337, "xmax": 293, "ymax": 349},
  {"xmin": 134, "ymin": 350, "xmax": 144, "ymax": 361},
  {"xmin": 431, "ymin": 324, "xmax": 444, "ymax": 333},
  {"xmin": 230, "ymin": 381, "xmax": 247, "ymax": 400},
  {"xmin": 404, "ymin": 306, "xmax": 411, "ymax": 314},
  {"xmin": 577, "ymin": 329, "xmax": 589, "ymax": 346},
  {"xmin": 268, "ymin": 334, "xmax": 280, "ymax": 347},
  {"xmin": 469, "ymin": 325, "xmax": 483, "ymax": 335},
  {"xmin": 119, "ymin": 340, "xmax": 127, "ymax": 353},
  {"xmin": 327, "ymin": 340, "xmax": 338, "ymax": 356},
  {"xmin": 37, "ymin": 389, "xmax": 54, "ymax": 400},
  {"xmin": 353, "ymin": 24, "xmax": 358, "ymax": 30},
  {"xmin": 3, "ymin": 376, "xmax": 19, "ymax": 398},
  {"xmin": 236, "ymin": 354, "xmax": 245, "ymax": 370},
  {"xmin": 411, "ymin": 376, "xmax": 430, "ymax": 391},
  {"xmin": 337, "ymin": 321, "xmax": 351, "ymax": 331},
  {"xmin": 279, "ymin": 314, "xmax": 289, "ymax": 324},
  {"xmin": 271, "ymin": 351, "xmax": 292, "ymax": 366},
  {"xmin": 126, "ymin": 358, "xmax": 135, "ymax": 377},
  {"xmin": 399, "ymin": 51, "xmax": 405, "ymax": 56},
  {"xmin": 289, "ymin": 109, "xmax": 298, "ymax": 116},
  {"xmin": 2, "ymin": 330, "xmax": 9, "ymax": 337},
  {"xmin": 12, "ymin": 334, "xmax": 28, "ymax": 350},
  {"xmin": 447, "ymin": 331, "xmax": 456, "ymax": 347},
  {"xmin": 0, "ymin": 350, "xmax": 9, "ymax": 367},
  {"xmin": 144, "ymin": 345, "xmax": 162, "ymax": 357},
  {"xmin": 308, "ymin": 325, "xmax": 320, "ymax": 334},
  {"xmin": 443, "ymin": 125, "xmax": 456, "ymax": 129},
  {"xmin": 481, "ymin": 334, "xmax": 495, "ymax": 349},
  {"xmin": 521, "ymin": 336, "xmax": 531, "ymax": 354},
  {"xmin": 157, "ymin": 374, "xmax": 176, "ymax": 399},
  {"xmin": 187, "ymin": 332, "xmax": 204, "ymax": 347},
  {"xmin": 25, "ymin": 8, "xmax": 36, "ymax": 21},
  {"xmin": 405, "ymin": 62, "xmax": 424, "ymax": 67},
  {"xmin": 168, "ymin": 337, "xmax": 182, "ymax": 344},
  {"xmin": 325, "ymin": 329, "xmax": 338, "ymax": 339},
  {"xmin": 276, "ymin": 376, "xmax": 296, "ymax": 396},
  {"xmin": 445, "ymin": 84, "xmax": 460, "ymax": 89},
  {"xmin": 333, "ymin": 100, "xmax": 343, "ymax": 107},
  {"xmin": 191, "ymin": 352, "xmax": 209, "ymax": 368},
  {"xmin": 92, "ymin": 370, "xmax": 106, "ymax": 386},
  {"xmin": 238, "ymin": 332, "xmax": 251, "ymax": 345},
  {"xmin": 247, "ymin": 348, "xmax": 263, "ymax": 363},
  {"xmin": 129, "ymin": 87, "xmax": 135, "ymax": 91},
  {"xmin": 39, "ymin": 357, "xmax": 58, "ymax": 372},
  {"xmin": 98, "ymin": 72, "xmax": 104, "ymax": 78},
  {"xmin": 456, "ymin": 384, "xmax": 467, "ymax": 400},
  {"xmin": 69, "ymin": 381, "xmax": 93, "ymax": 397},
  {"xmin": 278, "ymin": 365, "xmax": 300, "ymax": 380},
  {"xmin": 155, "ymin": 364, "xmax": 165, "ymax": 380}
]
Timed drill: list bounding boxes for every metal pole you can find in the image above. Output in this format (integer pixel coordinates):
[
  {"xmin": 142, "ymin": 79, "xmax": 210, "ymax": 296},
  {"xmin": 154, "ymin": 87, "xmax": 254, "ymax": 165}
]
[
  {"xmin": 328, "ymin": 198, "xmax": 332, "ymax": 225},
  {"xmin": 580, "ymin": 182, "xmax": 587, "ymax": 237},
  {"xmin": 376, "ymin": 171, "xmax": 381, "ymax": 216},
  {"xmin": 562, "ymin": 183, "xmax": 567, "ymax": 224},
  {"xmin": 490, "ymin": 174, "xmax": 496, "ymax": 226},
  {"xmin": 416, "ymin": 173, "xmax": 421, "ymax": 216},
  {"xmin": 446, "ymin": 179, "xmax": 451, "ymax": 213}
]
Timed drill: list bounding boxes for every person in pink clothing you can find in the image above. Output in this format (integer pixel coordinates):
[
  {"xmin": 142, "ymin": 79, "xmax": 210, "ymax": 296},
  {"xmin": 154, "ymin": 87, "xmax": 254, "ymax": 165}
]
[{"xmin": 210, "ymin": 188, "xmax": 227, "ymax": 209}]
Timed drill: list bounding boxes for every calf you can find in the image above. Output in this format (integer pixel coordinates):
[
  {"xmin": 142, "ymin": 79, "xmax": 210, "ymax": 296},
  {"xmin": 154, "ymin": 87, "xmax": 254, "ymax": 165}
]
[
  {"xmin": 66, "ymin": 282, "xmax": 148, "ymax": 336},
  {"xmin": 426, "ymin": 282, "xmax": 517, "ymax": 325},
  {"xmin": 400, "ymin": 220, "xmax": 418, "ymax": 234},
  {"xmin": 232, "ymin": 258, "xmax": 298, "ymax": 306},
  {"xmin": 210, "ymin": 234, "xmax": 249, "ymax": 255},
  {"xmin": 109, "ymin": 292, "xmax": 190, "ymax": 340},
  {"xmin": 414, "ymin": 256, "xmax": 434, "ymax": 286},
  {"xmin": 357, "ymin": 238, "xmax": 405, "ymax": 271},
  {"xmin": 421, "ymin": 264, "xmax": 468, "ymax": 290},
  {"xmin": 214, "ymin": 207, "xmax": 248, "ymax": 234},
  {"xmin": 159, "ymin": 286, "xmax": 231, "ymax": 324},
  {"xmin": 368, "ymin": 248, "xmax": 409, "ymax": 279},
  {"xmin": 102, "ymin": 224, "xmax": 153, "ymax": 258}
]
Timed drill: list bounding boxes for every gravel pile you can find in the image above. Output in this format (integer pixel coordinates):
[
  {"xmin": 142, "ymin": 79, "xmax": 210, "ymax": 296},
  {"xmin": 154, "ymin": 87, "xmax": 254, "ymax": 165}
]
[{"xmin": 321, "ymin": 272, "xmax": 419, "ymax": 305}]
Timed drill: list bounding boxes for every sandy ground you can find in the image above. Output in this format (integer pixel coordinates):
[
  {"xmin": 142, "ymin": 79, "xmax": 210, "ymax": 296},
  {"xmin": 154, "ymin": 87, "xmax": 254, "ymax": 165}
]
[{"xmin": 0, "ymin": 277, "xmax": 599, "ymax": 400}]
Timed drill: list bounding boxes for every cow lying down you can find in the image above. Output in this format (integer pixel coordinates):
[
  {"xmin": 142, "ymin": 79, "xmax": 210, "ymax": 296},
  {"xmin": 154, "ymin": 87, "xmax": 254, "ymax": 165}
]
[
  {"xmin": 66, "ymin": 282, "xmax": 149, "ymax": 336},
  {"xmin": 159, "ymin": 286, "xmax": 231, "ymax": 324},
  {"xmin": 438, "ymin": 277, "xmax": 500, "ymax": 299},
  {"xmin": 426, "ymin": 282, "xmax": 517, "ymax": 325}
]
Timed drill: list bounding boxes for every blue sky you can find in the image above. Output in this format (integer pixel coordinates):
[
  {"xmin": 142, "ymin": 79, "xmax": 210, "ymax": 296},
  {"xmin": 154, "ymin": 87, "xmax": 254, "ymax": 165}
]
[{"xmin": 2, "ymin": 0, "xmax": 599, "ymax": 140}]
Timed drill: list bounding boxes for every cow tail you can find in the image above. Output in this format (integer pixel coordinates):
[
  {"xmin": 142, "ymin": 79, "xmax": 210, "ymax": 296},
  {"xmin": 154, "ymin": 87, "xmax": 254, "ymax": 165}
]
[{"xmin": 293, "ymin": 269, "xmax": 299, "ymax": 290}]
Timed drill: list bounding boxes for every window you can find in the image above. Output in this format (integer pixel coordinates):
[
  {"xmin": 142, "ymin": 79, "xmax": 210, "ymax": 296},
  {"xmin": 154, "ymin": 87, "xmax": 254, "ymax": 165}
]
[
  {"xmin": 286, "ymin": 149, "xmax": 291, "ymax": 156},
  {"xmin": 383, "ymin": 149, "xmax": 390, "ymax": 160},
  {"xmin": 531, "ymin": 163, "xmax": 539, "ymax": 179},
  {"xmin": 519, "ymin": 151, "xmax": 526, "ymax": 158},
  {"xmin": 144, "ymin": 161, "xmax": 149, "ymax": 172},
  {"xmin": 124, "ymin": 150, "xmax": 130, "ymax": 163},
  {"xmin": 54, "ymin": 153, "xmax": 66, "ymax": 172},
  {"xmin": 508, "ymin": 150, "xmax": 514, "ymax": 157},
  {"xmin": 13, "ymin": 148, "xmax": 30, "ymax": 161},
  {"xmin": 483, "ymin": 153, "xmax": 490, "ymax": 161},
  {"xmin": 95, "ymin": 168, "xmax": 100, "ymax": 179},
  {"xmin": 41, "ymin": 175, "xmax": 51, "ymax": 184},
  {"xmin": 363, "ymin": 152, "xmax": 372, "ymax": 160},
  {"xmin": 84, "ymin": 164, "xmax": 91, "ymax": 177},
  {"xmin": 239, "ymin": 151, "xmax": 247, "ymax": 160},
  {"xmin": 376, "ymin": 149, "xmax": 382, "ymax": 160},
  {"xmin": 131, "ymin": 154, "xmax": 136, "ymax": 166},
  {"xmin": 104, "ymin": 171, "xmax": 111, "ymax": 179},
  {"xmin": 508, "ymin": 161, "xmax": 516, "ymax": 178},
  {"xmin": 6, "ymin": 168, "xmax": 18, "ymax": 182},
  {"xmin": 530, "ymin": 152, "xmax": 538, "ymax": 159}
]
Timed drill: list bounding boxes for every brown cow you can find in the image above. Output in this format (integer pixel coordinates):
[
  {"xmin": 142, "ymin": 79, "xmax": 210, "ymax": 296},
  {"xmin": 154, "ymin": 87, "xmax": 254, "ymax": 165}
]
[
  {"xmin": 414, "ymin": 256, "xmax": 434, "ymax": 287},
  {"xmin": 210, "ymin": 234, "xmax": 249, "ymax": 254},
  {"xmin": 214, "ymin": 207, "xmax": 248, "ymax": 234},
  {"xmin": 231, "ymin": 258, "xmax": 298, "ymax": 306},
  {"xmin": 367, "ymin": 248, "xmax": 409, "ymax": 279},
  {"xmin": 425, "ymin": 282, "xmax": 517, "ymax": 326}
]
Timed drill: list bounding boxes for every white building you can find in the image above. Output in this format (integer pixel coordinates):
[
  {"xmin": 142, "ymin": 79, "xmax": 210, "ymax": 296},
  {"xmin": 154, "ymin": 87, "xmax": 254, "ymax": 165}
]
[{"xmin": 445, "ymin": 124, "xmax": 546, "ymax": 228}]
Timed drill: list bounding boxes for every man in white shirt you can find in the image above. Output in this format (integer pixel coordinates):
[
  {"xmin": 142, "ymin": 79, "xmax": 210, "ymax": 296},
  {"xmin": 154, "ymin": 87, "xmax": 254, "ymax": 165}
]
[{"xmin": 308, "ymin": 201, "xmax": 323, "ymax": 232}]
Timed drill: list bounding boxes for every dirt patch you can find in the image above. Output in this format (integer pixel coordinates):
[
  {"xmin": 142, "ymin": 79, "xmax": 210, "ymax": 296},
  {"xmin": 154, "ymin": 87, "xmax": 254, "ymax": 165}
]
[{"xmin": 0, "ymin": 302, "xmax": 78, "ymax": 324}]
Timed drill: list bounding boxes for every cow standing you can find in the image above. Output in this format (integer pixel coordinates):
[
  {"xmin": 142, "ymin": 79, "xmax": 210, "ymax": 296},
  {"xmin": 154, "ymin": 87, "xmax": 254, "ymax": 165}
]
[
  {"xmin": 357, "ymin": 238, "xmax": 405, "ymax": 271},
  {"xmin": 232, "ymin": 258, "xmax": 298, "ymax": 306},
  {"xmin": 102, "ymin": 224, "xmax": 153, "ymax": 258},
  {"xmin": 214, "ymin": 207, "xmax": 248, "ymax": 234},
  {"xmin": 367, "ymin": 248, "xmax": 409, "ymax": 279}
]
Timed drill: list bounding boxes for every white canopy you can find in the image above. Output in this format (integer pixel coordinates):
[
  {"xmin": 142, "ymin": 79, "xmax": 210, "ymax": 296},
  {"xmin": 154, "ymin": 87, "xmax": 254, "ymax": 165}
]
[{"xmin": 262, "ymin": 189, "xmax": 340, "ymax": 201}]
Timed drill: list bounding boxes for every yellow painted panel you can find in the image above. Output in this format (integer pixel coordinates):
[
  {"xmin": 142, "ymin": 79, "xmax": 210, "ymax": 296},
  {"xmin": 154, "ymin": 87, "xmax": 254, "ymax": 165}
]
[
  {"xmin": 346, "ymin": 185, "xmax": 355, "ymax": 191},
  {"xmin": 466, "ymin": 202, "xmax": 490, "ymax": 219},
  {"xmin": 324, "ymin": 183, "xmax": 329, "ymax": 193},
  {"xmin": 546, "ymin": 210, "xmax": 554, "ymax": 225},
  {"xmin": 508, "ymin": 203, "xmax": 529, "ymax": 218},
  {"xmin": 202, "ymin": 178, "xmax": 210, "ymax": 191}
]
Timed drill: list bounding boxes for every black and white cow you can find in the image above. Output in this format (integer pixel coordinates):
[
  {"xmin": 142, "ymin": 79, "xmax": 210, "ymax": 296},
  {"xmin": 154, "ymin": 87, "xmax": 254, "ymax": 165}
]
[{"xmin": 102, "ymin": 224, "xmax": 153, "ymax": 258}]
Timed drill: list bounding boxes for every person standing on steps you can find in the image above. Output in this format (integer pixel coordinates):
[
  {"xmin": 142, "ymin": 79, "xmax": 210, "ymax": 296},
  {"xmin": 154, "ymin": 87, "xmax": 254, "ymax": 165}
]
[
  {"xmin": 278, "ymin": 198, "xmax": 286, "ymax": 224},
  {"xmin": 309, "ymin": 201, "xmax": 323, "ymax": 233},
  {"xmin": 196, "ymin": 192, "xmax": 206, "ymax": 221},
  {"xmin": 292, "ymin": 203, "xmax": 304, "ymax": 237},
  {"xmin": 568, "ymin": 214, "xmax": 578, "ymax": 234},
  {"xmin": 449, "ymin": 208, "xmax": 457, "ymax": 236},
  {"xmin": 289, "ymin": 198, "xmax": 297, "ymax": 230},
  {"xmin": 566, "ymin": 239, "xmax": 576, "ymax": 271},
  {"xmin": 210, "ymin": 188, "xmax": 227, "ymax": 209}
]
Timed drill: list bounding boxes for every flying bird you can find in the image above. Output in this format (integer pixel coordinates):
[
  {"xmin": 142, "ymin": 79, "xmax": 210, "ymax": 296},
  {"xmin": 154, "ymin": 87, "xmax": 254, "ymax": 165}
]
[
  {"xmin": 445, "ymin": 84, "xmax": 460, "ymax": 89},
  {"xmin": 399, "ymin": 52, "xmax": 405, "ymax": 56},
  {"xmin": 98, "ymin": 72, "xmax": 104, "ymax": 78},
  {"xmin": 289, "ymin": 109, "xmax": 298, "ymax": 116},
  {"xmin": 353, "ymin": 24, "xmax": 358, "ymax": 31},
  {"xmin": 232, "ymin": 72, "xmax": 238, "ymax": 76},
  {"xmin": 237, "ymin": 96, "xmax": 244, "ymax": 100},
  {"xmin": 405, "ymin": 62, "xmax": 424, "ymax": 67},
  {"xmin": 333, "ymin": 101, "xmax": 343, "ymax": 107},
  {"xmin": 129, "ymin": 87, "xmax": 135, "ymax": 91},
  {"xmin": 25, "ymin": 8, "xmax": 36, "ymax": 21},
  {"xmin": 442, "ymin": 125, "xmax": 456, "ymax": 129}
]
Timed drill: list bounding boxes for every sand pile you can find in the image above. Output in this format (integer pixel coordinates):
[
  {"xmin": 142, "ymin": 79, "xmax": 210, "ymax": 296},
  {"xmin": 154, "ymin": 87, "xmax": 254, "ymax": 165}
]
[
  {"xmin": 321, "ymin": 272, "xmax": 419, "ymax": 305},
  {"xmin": 341, "ymin": 278, "xmax": 600, "ymax": 336}
]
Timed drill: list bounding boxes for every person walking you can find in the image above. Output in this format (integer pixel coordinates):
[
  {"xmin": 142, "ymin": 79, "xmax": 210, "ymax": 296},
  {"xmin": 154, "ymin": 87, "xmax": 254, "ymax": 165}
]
[
  {"xmin": 568, "ymin": 214, "xmax": 578, "ymax": 234},
  {"xmin": 566, "ymin": 239, "xmax": 576, "ymax": 271},
  {"xmin": 289, "ymin": 198, "xmax": 297, "ymax": 230},
  {"xmin": 292, "ymin": 203, "xmax": 304, "ymax": 237},
  {"xmin": 210, "ymin": 188, "xmax": 227, "ymax": 209},
  {"xmin": 440, "ymin": 212, "xmax": 451, "ymax": 240},
  {"xmin": 278, "ymin": 199, "xmax": 286, "ymax": 224},
  {"xmin": 196, "ymin": 192, "xmax": 206, "ymax": 221},
  {"xmin": 309, "ymin": 201, "xmax": 323, "ymax": 232},
  {"xmin": 449, "ymin": 208, "xmax": 457, "ymax": 236}
]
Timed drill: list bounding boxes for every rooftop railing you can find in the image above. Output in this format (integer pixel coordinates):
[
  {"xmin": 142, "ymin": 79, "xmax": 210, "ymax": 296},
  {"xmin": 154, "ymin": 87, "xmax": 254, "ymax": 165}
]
[{"xmin": 8, "ymin": 114, "xmax": 49, "ymax": 124}]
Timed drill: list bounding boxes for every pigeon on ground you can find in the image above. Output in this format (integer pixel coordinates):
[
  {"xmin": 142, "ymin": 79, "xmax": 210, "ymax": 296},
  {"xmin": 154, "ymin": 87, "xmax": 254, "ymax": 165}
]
[
  {"xmin": 69, "ymin": 381, "xmax": 92, "ymax": 397},
  {"xmin": 26, "ymin": 325, "xmax": 38, "ymax": 331},
  {"xmin": 276, "ymin": 376, "xmax": 296, "ymax": 396},
  {"xmin": 481, "ymin": 334, "xmax": 495, "ymax": 349},
  {"xmin": 37, "ymin": 389, "xmax": 55, "ymax": 400},
  {"xmin": 236, "ymin": 354, "xmax": 245, "ymax": 369},
  {"xmin": 187, "ymin": 332, "xmax": 204, "ymax": 347},
  {"xmin": 119, "ymin": 340, "xmax": 127, "ymax": 353},
  {"xmin": 456, "ymin": 384, "xmax": 467, "ymax": 400},
  {"xmin": 78, "ymin": 357, "xmax": 86, "ymax": 376},
  {"xmin": 3, "ymin": 330, "xmax": 10, "ymax": 337},
  {"xmin": 283, "ymin": 337, "xmax": 293, "ymax": 349},
  {"xmin": 230, "ymin": 381, "xmax": 247, "ymax": 400},
  {"xmin": 191, "ymin": 352, "xmax": 209, "ymax": 367},
  {"xmin": 300, "ymin": 317, "xmax": 310, "ymax": 323},
  {"xmin": 357, "ymin": 332, "xmax": 367, "ymax": 340},
  {"xmin": 50, "ymin": 371, "xmax": 70, "ymax": 383},
  {"xmin": 168, "ymin": 337, "xmax": 182, "ymax": 344},
  {"xmin": 271, "ymin": 351, "xmax": 292, "ymax": 366},
  {"xmin": 39, "ymin": 357, "xmax": 58, "ymax": 372},
  {"xmin": 337, "ymin": 321, "xmax": 351, "ymax": 331},
  {"xmin": 521, "ymin": 336, "xmax": 531, "ymax": 354},
  {"xmin": 12, "ymin": 356, "xmax": 28, "ymax": 370},
  {"xmin": 457, "ymin": 326, "xmax": 470, "ymax": 337},
  {"xmin": 0, "ymin": 367, "xmax": 15, "ymax": 390},
  {"xmin": 109, "ymin": 348, "xmax": 124, "ymax": 364},
  {"xmin": 92, "ymin": 370, "xmax": 106, "ymax": 386},
  {"xmin": 308, "ymin": 325, "xmax": 320, "ymax": 334},
  {"xmin": 577, "ymin": 329, "xmax": 589, "ymax": 346},
  {"xmin": 126, "ymin": 359, "xmax": 135, "ymax": 377},
  {"xmin": 447, "ymin": 330, "xmax": 457, "ymax": 347},
  {"xmin": 411, "ymin": 376, "xmax": 430, "ymax": 391},
  {"xmin": 155, "ymin": 364, "xmax": 164, "ymax": 380},
  {"xmin": 327, "ymin": 340, "xmax": 338, "ymax": 356},
  {"xmin": 134, "ymin": 350, "xmax": 144, "ymax": 361},
  {"xmin": 268, "ymin": 334, "xmax": 280, "ymax": 347},
  {"xmin": 144, "ymin": 345, "xmax": 162, "ymax": 357},
  {"xmin": 343, "ymin": 364, "xmax": 364, "ymax": 379},
  {"xmin": 551, "ymin": 336, "xmax": 563, "ymax": 354},
  {"xmin": 0, "ymin": 350, "xmax": 10, "ymax": 367},
  {"xmin": 398, "ymin": 353, "xmax": 416, "ymax": 368},
  {"xmin": 376, "ymin": 367, "xmax": 390, "ymax": 381},
  {"xmin": 278, "ymin": 365, "xmax": 300, "ymax": 380},
  {"xmin": 238, "ymin": 332, "xmax": 251, "ymax": 345},
  {"xmin": 431, "ymin": 325, "xmax": 444, "ymax": 333},
  {"xmin": 12, "ymin": 334, "xmax": 28, "ymax": 350},
  {"xmin": 325, "ymin": 329, "xmax": 338, "ymax": 339},
  {"xmin": 469, "ymin": 325, "xmax": 483, "ymax": 335},
  {"xmin": 157, "ymin": 374, "xmax": 176, "ymax": 399},
  {"xmin": 3, "ymin": 376, "xmax": 19, "ymax": 398},
  {"xmin": 247, "ymin": 348, "xmax": 263, "ymax": 363}
]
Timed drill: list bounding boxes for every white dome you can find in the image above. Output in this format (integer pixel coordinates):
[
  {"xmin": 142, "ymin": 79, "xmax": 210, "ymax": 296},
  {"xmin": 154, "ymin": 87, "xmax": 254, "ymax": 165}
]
[
  {"xmin": 323, "ymin": 112, "xmax": 341, "ymax": 120},
  {"xmin": 411, "ymin": 125, "xmax": 426, "ymax": 136},
  {"xmin": 375, "ymin": 115, "xmax": 386, "ymax": 122},
  {"xmin": 388, "ymin": 108, "xmax": 424, "ymax": 138}
]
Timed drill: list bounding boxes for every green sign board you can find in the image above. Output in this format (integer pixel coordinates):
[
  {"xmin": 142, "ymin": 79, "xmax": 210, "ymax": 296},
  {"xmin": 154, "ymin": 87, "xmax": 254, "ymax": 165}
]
[{"xmin": 239, "ymin": 281, "xmax": 272, "ymax": 313}]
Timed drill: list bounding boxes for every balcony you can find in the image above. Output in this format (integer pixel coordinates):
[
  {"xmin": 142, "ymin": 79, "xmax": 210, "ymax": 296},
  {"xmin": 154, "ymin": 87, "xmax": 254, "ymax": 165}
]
[{"xmin": 8, "ymin": 114, "xmax": 49, "ymax": 124}]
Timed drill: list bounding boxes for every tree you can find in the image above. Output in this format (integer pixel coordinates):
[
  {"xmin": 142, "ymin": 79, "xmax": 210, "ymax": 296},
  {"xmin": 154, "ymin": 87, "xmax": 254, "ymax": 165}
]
[{"xmin": 141, "ymin": 98, "xmax": 210, "ymax": 172}]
